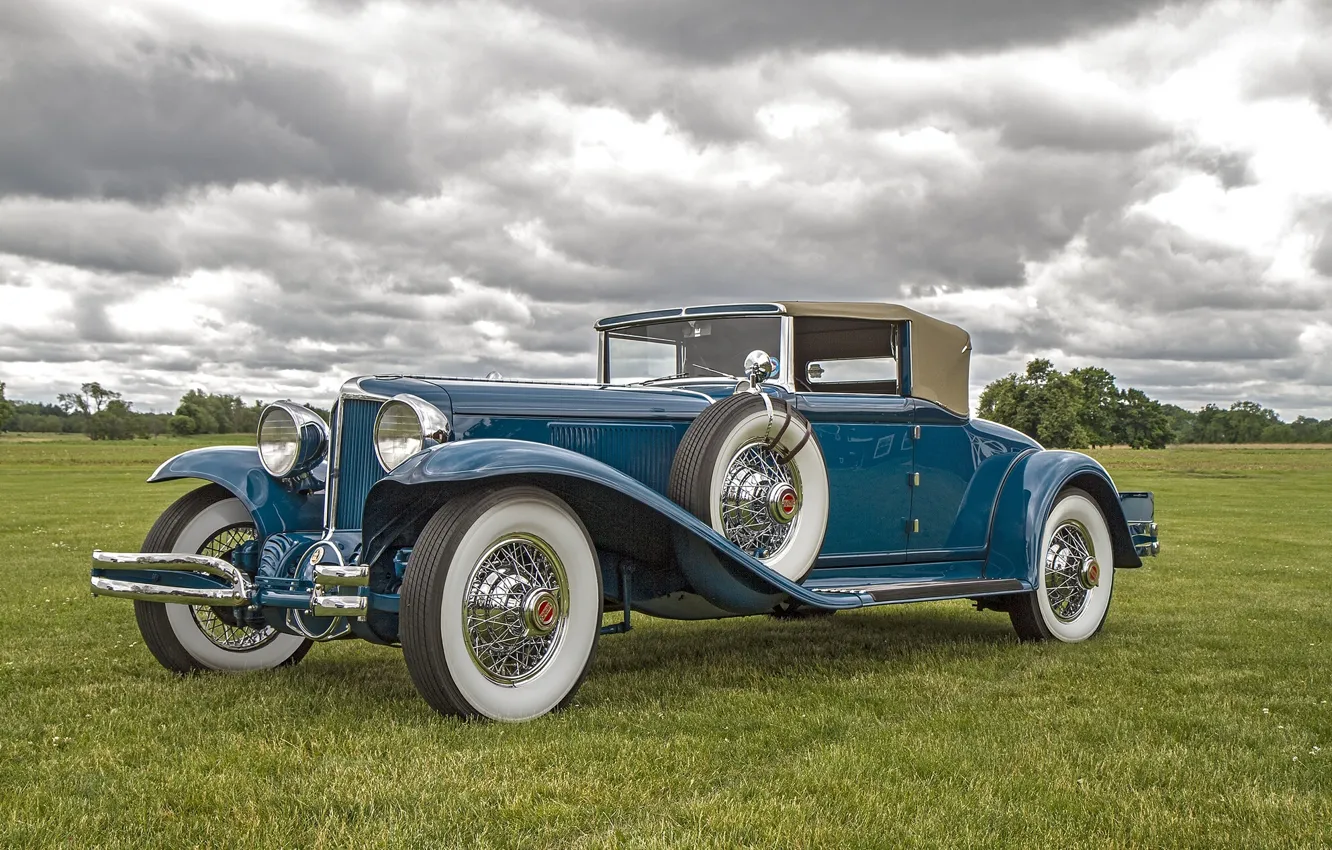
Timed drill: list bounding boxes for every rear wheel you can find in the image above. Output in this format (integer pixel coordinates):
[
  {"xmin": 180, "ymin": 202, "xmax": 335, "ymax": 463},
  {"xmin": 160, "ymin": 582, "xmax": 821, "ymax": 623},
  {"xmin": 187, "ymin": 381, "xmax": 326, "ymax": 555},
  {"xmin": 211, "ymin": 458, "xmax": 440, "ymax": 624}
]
[
  {"xmin": 400, "ymin": 485, "xmax": 602, "ymax": 721},
  {"xmin": 1009, "ymin": 488, "xmax": 1115, "ymax": 643},
  {"xmin": 133, "ymin": 485, "xmax": 311, "ymax": 672}
]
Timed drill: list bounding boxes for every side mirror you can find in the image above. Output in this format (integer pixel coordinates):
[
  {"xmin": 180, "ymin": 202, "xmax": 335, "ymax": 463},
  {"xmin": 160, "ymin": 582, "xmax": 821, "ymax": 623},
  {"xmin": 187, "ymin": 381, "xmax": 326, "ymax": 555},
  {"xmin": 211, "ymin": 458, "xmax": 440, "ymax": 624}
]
[
  {"xmin": 744, "ymin": 350, "xmax": 779, "ymax": 384},
  {"xmin": 736, "ymin": 350, "xmax": 779, "ymax": 394}
]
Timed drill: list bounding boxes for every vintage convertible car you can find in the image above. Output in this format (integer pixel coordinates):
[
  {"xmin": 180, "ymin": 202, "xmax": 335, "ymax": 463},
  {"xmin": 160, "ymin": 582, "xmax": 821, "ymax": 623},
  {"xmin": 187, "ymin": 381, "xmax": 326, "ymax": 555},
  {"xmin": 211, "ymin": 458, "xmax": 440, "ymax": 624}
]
[{"xmin": 90, "ymin": 302, "xmax": 1159, "ymax": 721}]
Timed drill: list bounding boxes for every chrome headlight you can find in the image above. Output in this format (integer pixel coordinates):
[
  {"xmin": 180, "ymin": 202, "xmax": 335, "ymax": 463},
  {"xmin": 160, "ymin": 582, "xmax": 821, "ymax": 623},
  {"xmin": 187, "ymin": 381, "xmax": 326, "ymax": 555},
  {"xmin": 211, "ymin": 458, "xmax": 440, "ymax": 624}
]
[
  {"xmin": 257, "ymin": 401, "xmax": 329, "ymax": 478},
  {"xmin": 373, "ymin": 394, "xmax": 451, "ymax": 472}
]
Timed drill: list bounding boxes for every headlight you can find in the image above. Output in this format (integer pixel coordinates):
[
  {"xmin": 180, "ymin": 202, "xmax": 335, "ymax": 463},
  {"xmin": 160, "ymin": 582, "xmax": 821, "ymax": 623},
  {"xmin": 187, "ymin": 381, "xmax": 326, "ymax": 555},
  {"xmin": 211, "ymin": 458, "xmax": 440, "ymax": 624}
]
[
  {"xmin": 373, "ymin": 394, "xmax": 451, "ymax": 472},
  {"xmin": 257, "ymin": 401, "xmax": 329, "ymax": 478}
]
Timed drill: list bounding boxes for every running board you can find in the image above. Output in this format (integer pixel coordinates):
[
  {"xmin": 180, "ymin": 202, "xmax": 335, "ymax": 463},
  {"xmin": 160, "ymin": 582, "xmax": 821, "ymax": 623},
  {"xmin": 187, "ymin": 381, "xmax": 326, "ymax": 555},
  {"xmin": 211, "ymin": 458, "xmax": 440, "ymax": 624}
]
[{"xmin": 807, "ymin": 578, "xmax": 1026, "ymax": 604}]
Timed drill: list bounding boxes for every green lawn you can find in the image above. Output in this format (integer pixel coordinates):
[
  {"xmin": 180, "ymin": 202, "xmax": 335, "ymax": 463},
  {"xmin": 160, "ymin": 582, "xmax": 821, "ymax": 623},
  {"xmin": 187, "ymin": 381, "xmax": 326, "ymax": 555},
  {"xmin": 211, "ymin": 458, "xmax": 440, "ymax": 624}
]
[{"xmin": 1, "ymin": 438, "xmax": 1328, "ymax": 848}]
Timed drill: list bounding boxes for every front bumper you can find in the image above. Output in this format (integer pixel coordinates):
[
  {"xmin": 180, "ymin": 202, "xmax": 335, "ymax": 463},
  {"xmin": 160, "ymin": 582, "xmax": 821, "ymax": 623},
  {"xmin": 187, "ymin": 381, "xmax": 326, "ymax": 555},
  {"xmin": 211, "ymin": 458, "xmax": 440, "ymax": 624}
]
[
  {"xmin": 90, "ymin": 550, "xmax": 370, "ymax": 617},
  {"xmin": 90, "ymin": 550, "xmax": 253, "ymax": 606}
]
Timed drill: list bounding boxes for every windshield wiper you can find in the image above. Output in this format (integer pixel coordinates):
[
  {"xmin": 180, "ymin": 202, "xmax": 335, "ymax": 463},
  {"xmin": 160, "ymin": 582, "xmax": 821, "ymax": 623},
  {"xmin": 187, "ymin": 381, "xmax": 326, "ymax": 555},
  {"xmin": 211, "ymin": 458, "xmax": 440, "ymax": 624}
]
[
  {"xmin": 633, "ymin": 372, "xmax": 689, "ymax": 386},
  {"xmin": 633, "ymin": 364, "xmax": 738, "ymax": 386},
  {"xmin": 688, "ymin": 363, "xmax": 737, "ymax": 379}
]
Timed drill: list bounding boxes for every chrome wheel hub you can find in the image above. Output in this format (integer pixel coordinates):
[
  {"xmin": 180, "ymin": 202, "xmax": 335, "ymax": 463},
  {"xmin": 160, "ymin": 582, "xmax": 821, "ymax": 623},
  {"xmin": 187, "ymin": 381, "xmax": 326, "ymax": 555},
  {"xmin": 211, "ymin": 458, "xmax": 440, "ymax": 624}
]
[
  {"xmin": 191, "ymin": 523, "xmax": 277, "ymax": 651},
  {"xmin": 523, "ymin": 589, "xmax": 561, "ymax": 635},
  {"xmin": 1044, "ymin": 521, "xmax": 1096, "ymax": 623},
  {"xmin": 720, "ymin": 441, "xmax": 801, "ymax": 559},
  {"xmin": 462, "ymin": 534, "xmax": 568, "ymax": 685}
]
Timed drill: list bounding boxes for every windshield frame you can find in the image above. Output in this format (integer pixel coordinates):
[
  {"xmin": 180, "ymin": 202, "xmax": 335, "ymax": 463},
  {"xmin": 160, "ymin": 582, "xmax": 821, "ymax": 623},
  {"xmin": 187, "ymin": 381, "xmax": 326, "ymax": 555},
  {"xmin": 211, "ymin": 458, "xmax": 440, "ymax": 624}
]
[{"xmin": 598, "ymin": 314, "xmax": 794, "ymax": 390}]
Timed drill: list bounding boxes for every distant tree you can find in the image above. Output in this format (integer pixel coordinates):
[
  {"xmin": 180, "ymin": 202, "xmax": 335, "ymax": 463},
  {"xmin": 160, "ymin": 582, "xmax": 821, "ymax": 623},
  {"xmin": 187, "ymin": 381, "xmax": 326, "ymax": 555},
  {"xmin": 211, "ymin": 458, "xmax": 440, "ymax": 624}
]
[
  {"xmin": 1161, "ymin": 403, "xmax": 1195, "ymax": 444},
  {"xmin": 1226, "ymin": 401, "xmax": 1282, "ymax": 443},
  {"xmin": 1290, "ymin": 416, "xmax": 1332, "ymax": 443},
  {"xmin": 978, "ymin": 358, "xmax": 1090, "ymax": 448},
  {"xmin": 86, "ymin": 399, "xmax": 138, "ymax": 440},
  {"xmin": 1115, "ymin": 389, "xmax": 1173, "ymax": 449},
  {"xmin": 1068, "ymin": 367, "xmax": 1120, "ymax": 447},
  {"xmin": 56, "ymin": 390, "xmax": 89, "ymax": 416},
  {"xmin": 172, "ymin": 390, "xmax": 259, "ymax": 434},
  {"xmin": 0, "ymin": 382, "xmax": 13, "ymax": 432}
]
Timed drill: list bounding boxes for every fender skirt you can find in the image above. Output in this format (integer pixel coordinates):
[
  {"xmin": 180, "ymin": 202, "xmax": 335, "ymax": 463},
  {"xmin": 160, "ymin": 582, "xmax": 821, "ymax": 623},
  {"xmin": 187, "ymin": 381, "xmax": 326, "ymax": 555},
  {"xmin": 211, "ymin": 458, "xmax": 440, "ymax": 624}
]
[
  {"xmin": 363, "ymin": 439, "xmax": 864, "ymax": 614},
  {"xmin": 147, "ymin": 446, "xmax": 325, "ymax": 539},
  {"xmin": 983, "ymin": 449, "xmax": 1143, "ymax": 585}
]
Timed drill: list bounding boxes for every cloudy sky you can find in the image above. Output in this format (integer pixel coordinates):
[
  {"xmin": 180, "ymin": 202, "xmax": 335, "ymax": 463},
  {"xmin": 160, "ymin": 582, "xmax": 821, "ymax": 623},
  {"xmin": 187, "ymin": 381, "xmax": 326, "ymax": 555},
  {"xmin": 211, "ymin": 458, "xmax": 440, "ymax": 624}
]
[{"xmin": 1, "ymin": 0, "xmax": 1330, "ymax": 417}]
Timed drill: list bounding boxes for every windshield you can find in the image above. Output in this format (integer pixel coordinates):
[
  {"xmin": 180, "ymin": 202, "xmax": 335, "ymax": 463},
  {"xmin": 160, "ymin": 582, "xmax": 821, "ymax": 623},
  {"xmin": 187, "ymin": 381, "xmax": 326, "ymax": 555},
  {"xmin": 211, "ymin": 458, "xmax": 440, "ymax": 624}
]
[{"xmin": 605, "ymin": 317, "xmax": 782, "ymax": 383}]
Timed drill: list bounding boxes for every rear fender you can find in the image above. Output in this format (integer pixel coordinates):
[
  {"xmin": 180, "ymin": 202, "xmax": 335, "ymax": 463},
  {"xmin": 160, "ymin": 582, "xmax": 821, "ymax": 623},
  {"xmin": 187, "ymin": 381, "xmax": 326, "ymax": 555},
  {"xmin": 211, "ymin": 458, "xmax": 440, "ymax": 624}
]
[
  {"xmin": 148, "ymin": 446, "xmax": 325, "ymax": 538},
  {"xmin": 362, "ymin": 439, "xmax": 861, "ymax": 614},
  {"xmin": 983, "ymin": 450, "xmax": 1142, "ymax": 584}
]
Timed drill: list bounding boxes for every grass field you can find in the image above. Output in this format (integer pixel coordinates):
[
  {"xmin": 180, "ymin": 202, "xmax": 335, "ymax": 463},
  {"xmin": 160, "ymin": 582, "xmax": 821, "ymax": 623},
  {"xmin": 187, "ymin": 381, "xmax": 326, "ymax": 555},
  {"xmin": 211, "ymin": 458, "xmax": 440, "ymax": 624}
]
[{"xmin": 2, "ymin": 436, "xmax": 1329, "ymax": 848}]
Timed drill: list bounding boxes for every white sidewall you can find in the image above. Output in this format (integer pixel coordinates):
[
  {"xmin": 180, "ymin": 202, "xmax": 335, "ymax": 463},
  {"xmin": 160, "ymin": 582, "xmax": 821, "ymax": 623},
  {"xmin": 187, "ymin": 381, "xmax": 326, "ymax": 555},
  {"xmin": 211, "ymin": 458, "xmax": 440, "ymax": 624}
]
[
  {"xmin": 1036, "ymin": 493, "xmax": 1115, "ymax": 642},
  {"xmin": 162, "ymin": 498, "xmax": 308, "ymax": 670},
  {"xmin": 438, "ymin": 494, "xmax": 600, "ymax": 721},
  {"xmin": 705, "ymin": 406, "xmax": 829, "ymax": 582}
]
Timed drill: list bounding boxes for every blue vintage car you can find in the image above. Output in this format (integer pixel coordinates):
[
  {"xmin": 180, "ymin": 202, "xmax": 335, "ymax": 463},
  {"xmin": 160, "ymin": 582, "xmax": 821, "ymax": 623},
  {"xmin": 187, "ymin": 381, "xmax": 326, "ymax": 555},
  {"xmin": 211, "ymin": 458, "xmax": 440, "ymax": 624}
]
[{"xmin": 90, "ymin": 302, "xmax": 1158, "ymax": 720}]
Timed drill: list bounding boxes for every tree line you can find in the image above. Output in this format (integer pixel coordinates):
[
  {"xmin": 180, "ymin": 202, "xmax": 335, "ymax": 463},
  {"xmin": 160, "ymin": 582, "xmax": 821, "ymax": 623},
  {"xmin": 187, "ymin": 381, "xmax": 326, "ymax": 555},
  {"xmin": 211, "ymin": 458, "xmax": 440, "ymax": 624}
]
[
  {"xmin": 2, "ymin": 372, "xmax": 1329, "ymax": 447},
  {"xmin": 978, "ymin": 359, "xmax": 1332, "ymax": 448},
  {"xmin": 0, "ymin": 382, "xmax": 329, "ymax": 440}
]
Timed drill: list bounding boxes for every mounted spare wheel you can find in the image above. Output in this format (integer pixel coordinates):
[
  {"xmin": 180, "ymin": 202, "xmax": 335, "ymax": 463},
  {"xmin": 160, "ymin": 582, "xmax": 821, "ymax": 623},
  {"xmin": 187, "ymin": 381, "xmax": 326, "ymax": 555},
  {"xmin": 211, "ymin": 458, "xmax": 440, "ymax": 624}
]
[{"xmin": 669, "ymin": 392, "xmax": 828, "ymax": 582}]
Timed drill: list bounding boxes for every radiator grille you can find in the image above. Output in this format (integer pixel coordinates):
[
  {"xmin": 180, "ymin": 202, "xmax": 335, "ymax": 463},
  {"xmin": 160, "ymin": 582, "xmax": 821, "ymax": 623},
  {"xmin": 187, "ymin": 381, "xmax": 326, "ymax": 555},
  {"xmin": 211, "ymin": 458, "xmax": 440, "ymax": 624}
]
[
  {"xmin": 549, "ymin": 423, "xmax": 677, "ymax": 494},
  {"xmin": 332, "ymin": 398, "xmax": 385, "ymax": 530}
]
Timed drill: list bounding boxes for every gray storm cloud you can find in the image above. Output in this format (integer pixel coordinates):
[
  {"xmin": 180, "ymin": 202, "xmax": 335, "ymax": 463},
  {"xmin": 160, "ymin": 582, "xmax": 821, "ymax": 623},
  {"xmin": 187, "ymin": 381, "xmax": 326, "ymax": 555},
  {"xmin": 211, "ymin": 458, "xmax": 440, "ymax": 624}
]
[{"xmin": 0, "ymin": 0, "xmax": 1330, "ymax": 417}]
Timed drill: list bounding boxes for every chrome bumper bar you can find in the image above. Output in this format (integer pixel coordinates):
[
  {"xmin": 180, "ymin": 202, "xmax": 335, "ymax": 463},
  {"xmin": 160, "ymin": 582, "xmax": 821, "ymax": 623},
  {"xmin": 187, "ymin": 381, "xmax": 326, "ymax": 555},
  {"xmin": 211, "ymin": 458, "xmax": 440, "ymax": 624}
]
[
  {"xmin": 90, "ymin": 550, "xmax": 254, "ymax": 607},
  {"xmin": 1129, "ymin": 522, "xmax": 1160, "ymax": 558}
]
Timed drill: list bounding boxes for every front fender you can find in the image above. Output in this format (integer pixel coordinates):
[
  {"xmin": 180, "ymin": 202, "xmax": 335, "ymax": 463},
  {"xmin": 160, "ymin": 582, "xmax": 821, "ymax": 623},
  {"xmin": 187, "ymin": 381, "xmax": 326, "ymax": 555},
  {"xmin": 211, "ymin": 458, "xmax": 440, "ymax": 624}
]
[
  {"xmin": 363, "ymin": 439, "xmax": 862, "ymax": 614},
  {"xmin": 148, "ymin": 446, "xmax": 325, "ymax": 538},
  {"xmin": 983, "ymin": 450, "xmax": 1142, "ymax": 584}
]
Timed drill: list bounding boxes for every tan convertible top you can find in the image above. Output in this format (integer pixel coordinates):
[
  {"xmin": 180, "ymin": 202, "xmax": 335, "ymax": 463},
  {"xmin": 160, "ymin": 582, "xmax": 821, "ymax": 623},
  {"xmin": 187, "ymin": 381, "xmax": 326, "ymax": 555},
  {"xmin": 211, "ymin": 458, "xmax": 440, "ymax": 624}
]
[{"xmin": 777, "ymin": 301, "xmax": 973, "ymax": 415}]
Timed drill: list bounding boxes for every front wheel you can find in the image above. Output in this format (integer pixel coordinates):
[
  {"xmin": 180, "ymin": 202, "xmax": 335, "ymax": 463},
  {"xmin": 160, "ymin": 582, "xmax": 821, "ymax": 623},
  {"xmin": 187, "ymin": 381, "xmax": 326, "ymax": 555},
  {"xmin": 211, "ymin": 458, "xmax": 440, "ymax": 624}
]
[
  {"xmin": 400, "ymin": 485, "xmax": 603, "ymax": 721},
  {"xmin": 133, "ymin": 485, "xmax": 312, "ymax": 672},
  {"xmin": 1009, "ymin": 488, "xmax": 1116, "ymax": 643}
]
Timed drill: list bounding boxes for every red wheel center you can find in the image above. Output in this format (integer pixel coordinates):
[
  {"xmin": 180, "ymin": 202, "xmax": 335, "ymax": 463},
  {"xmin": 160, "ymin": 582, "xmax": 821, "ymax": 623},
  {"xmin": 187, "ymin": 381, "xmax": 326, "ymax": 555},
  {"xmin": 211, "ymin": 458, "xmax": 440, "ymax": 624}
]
[
  {"xmin": 780, "ymin": 491, "xmax": 797, "ymax": 516},
  {"xmin": 1081, "ymin": 558, "xmax": 1101, "ymax": 589},
  {"xmin": 536, "ymin": 599, "xmax": 556, "ymax": 626}
]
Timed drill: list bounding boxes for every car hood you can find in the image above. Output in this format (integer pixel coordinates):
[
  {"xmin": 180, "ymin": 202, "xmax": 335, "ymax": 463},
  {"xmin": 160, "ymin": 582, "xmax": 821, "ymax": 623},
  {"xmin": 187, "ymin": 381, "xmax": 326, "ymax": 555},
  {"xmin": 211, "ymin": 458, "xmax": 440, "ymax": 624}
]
[{"xmin": 349, "ymin": 375, "xmax": 723, "ymax": 422}]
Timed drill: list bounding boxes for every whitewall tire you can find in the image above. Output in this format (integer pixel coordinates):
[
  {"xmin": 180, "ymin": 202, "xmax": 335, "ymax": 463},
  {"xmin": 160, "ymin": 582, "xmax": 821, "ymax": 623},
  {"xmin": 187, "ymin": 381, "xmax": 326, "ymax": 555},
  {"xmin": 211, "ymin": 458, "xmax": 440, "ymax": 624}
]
[
  {"xmin": 1010, "ymin": 488, "xmax": 1115, "ymax": 643},
  {"xmin": 400, "ymin": 486, "xmax": 602, "ymax": 721},
  {"xmin": 669, "ymin": 392, "xmax": 829, "ymax": 582},
  {"xmin": 134, "ymin": 485, "xmax": 312, "ymax": 672}
]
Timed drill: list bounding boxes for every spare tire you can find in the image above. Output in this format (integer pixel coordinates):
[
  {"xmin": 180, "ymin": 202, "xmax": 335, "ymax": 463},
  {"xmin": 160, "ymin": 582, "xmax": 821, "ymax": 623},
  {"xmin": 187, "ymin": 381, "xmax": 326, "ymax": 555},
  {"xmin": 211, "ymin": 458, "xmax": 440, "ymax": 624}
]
[{"xmin": 668, "ymin": 391, "xmax": 829, "ymax": 582}]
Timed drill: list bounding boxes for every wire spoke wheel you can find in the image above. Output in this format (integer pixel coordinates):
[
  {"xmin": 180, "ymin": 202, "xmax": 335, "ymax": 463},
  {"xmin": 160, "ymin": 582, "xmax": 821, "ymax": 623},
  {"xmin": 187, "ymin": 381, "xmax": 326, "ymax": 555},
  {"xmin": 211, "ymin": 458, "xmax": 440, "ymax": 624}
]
[
  {"xmin": 187, "ymin": 522, "xmax": 276, "ymax": 652},
  {"xmin": 718, "ymin": 440, "xmax": 801, "ymax": 560},
  {"xmin": 462, "ymin": 534, "xmax": 569, "ymax": 685},
  {"xmin": 1043, "ymin": 521, "xmax": 1095, "ymax": 623}
]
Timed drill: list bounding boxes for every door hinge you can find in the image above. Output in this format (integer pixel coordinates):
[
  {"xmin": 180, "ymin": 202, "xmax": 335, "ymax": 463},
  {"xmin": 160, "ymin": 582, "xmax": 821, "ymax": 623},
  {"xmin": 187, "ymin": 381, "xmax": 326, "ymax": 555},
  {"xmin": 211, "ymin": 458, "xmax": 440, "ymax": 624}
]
[
  {"xmin": 907, "ymin": 518, "xmax": 919, "ymax": 534},
  {"xmin": 909, "ymin": 472, "xmax": 920, "ymax": 487},
  {"xmin": 912, "ymin": 425, "xmax": 921, "ymax": 440}
]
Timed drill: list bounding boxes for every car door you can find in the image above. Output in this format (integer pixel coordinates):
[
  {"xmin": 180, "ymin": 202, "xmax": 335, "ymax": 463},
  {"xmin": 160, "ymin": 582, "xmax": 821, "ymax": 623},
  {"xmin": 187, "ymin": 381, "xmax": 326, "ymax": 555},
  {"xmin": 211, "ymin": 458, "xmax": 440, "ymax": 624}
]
[
  {"xmin": 794, "ymin": 393, "xmax": 915, "ymax": 566},
  {"xmin": 789, "ymin": 315, "xmax": 915, "ymax": 568}
]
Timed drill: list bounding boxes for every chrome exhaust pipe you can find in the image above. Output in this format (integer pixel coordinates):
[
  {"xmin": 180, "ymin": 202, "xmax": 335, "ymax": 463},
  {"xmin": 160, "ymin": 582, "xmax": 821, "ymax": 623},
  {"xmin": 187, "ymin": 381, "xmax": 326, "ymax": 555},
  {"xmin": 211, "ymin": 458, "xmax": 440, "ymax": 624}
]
[{"xmin": 90, "ymin": 550, "xmax": 254, "ymax": 607}]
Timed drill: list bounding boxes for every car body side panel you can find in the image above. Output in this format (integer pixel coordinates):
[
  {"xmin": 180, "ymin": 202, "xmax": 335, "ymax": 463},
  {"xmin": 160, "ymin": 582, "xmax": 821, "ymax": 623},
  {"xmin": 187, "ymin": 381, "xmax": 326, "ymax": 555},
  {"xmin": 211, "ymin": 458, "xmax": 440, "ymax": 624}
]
[
  {"xmin": 363, "ymin": 439, "xmax": 867, "ymax": 614},
  {"xmin": 794, "ymin": 393, "xmax": 915, "ymax": 560},
  {"xmin": 983, "ymin": 450, "xmax": 1143, "ymax": 585},
  {"xmin": 146, "ymin": 446, "xmax": 324, "ymax": 538},
  {"xmin": 910, "ymin": 410, "xmax": 1040, "ymax": 561}
]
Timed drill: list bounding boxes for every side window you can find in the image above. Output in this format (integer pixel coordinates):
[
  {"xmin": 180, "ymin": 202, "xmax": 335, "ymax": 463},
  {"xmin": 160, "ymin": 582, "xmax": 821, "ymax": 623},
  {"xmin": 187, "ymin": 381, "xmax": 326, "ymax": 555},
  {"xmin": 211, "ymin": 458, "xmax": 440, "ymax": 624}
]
[{"xmin": 793, "ymin": 318, "xmax": 900, "ymax": 395}]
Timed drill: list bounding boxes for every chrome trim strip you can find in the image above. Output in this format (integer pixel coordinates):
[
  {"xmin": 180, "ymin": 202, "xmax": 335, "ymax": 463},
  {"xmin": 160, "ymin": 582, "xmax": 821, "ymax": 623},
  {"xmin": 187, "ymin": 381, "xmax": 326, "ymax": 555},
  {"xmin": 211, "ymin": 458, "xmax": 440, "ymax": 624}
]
[
  {"xmin": 90, "ymin": 576, "xmax": 249, "ymax": 607},
  {"xmin": 594, "ymin": 303, "xmax": 787, "ymax": 331},
  {"xmin": 326, "ymin": 377, "xmax": 392, "ymax": 533},
  {"xmin": 310, "ymin": 593, "xmax": 369, "ymax": 617},
  {"xmin": 90, "ymin": 550, "xmax": 253, "ymax": 606},
  {"xmin": 324, "ymin": 395, "xmax": 345, "ymax": 531},
  {"xmin": 313, "ymin": 564, "xmax": 370, "ymax": 586}
]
